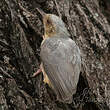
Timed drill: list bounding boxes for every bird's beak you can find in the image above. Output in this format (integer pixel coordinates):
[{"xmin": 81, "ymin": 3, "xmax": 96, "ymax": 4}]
[
  {"xmin": 36, "ymin": 8, "xmax": 46, "ymax": 18},
  {"xmin": 36, "ymin": 8, "xmax": 47, "ymax": 38}
]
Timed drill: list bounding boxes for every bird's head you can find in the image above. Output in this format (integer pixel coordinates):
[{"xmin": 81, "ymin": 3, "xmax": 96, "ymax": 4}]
[{"xmin": 37, "ymin": 8, "xmax": 70, "ymax": 39}]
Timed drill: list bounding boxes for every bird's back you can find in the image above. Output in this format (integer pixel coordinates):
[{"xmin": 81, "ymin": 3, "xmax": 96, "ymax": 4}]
[{"xmin": 40, "ymin": 37, "xmax": 81, "ymax": 103}]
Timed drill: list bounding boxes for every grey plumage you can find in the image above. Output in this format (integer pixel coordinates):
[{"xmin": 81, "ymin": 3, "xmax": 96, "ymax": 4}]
[
  {"xmin": 40, "ymin": 36, "xmax": 81, "ymax": 103},
  {"xmin": 36, "ymin": 9, "xmax": 81, "ymax": 103}
]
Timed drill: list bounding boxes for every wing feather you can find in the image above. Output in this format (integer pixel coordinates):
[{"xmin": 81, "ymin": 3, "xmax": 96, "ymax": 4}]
[{"xmin": 40, "ymin": 37, "xmax": 81, "ymax": 103}]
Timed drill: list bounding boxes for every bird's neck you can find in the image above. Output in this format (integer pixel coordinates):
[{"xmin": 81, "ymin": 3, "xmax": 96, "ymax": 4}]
[
  {"xmin": 44, "ymin": 32, "xmax": 56, "ymax": 39},
  {"xmin": 44, "ymin": 30, "xmax": 70, "ymax": 39}
]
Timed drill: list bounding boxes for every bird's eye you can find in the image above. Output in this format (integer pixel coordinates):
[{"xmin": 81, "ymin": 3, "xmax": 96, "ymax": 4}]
[{"xmin": 47, "ymin": 19, "xmax": 51, "ymax": 24}]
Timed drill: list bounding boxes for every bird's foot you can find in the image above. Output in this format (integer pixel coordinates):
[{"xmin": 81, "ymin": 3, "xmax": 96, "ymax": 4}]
[{"xmin": 32, "ymin": 68, "xmax": 42, "ymax": 77}]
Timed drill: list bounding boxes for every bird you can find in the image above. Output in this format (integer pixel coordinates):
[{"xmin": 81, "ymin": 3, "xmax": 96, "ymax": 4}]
[{"xmin": 33, "ymin": 8, "xmax": 81, "ymax": 103}]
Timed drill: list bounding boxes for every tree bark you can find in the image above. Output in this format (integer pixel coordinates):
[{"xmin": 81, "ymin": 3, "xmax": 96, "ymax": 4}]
[{"xmin": 0, "ymin": 0, "xmax": 110, "ymax": 110}]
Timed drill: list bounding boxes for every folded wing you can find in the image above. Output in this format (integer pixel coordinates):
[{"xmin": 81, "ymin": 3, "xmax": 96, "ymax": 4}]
[{"xmin": 40, "ymin": 37, "xmax": 81, "ymax": 103}]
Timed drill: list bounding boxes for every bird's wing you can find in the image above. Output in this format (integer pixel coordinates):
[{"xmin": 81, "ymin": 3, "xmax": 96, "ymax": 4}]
[{"xmin": 40, "ymin": 37, "xmax": 81, "ymax": 103}]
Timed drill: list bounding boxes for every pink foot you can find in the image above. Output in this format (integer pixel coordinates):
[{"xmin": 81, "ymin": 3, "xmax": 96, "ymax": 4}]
[{"xmin": 32, "ymin": 68, "xmax": 42, "ymax": 77}]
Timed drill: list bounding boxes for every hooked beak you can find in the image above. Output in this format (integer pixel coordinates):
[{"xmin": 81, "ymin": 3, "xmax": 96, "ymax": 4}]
[{"xmin": 36, "ymin": 8, "xmax": 46, "ymax": 18}]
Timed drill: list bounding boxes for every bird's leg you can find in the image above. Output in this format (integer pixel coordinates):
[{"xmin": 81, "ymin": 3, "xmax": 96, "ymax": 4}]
[{"xmin": 32, "ymin": 67, "xmax": 42, "ymax": 77}]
